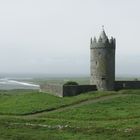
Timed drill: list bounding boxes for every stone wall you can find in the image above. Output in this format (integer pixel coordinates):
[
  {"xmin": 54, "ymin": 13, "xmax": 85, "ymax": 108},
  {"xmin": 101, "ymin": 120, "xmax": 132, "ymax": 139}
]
[
  {"xmin": 40, "ymin": 84, "xmax": 97, "ymax": 97},
  {"xmin": 63, "ymin": 85, "xmax": 97, "ymax": 97},
  {"xmin": 40, "ymin": 84, "xmax": 63, "ymax": 97},
  {"xmin": 115, "ymin": 81, "xmax": 140, "ymax": 90}
]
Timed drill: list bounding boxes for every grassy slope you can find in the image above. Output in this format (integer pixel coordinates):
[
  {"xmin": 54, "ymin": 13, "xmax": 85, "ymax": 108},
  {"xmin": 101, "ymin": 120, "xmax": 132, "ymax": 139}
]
[
  {"xmin": 0, "ymin": 90, "xmax": 140, "ymax": 140},
  {"xmin": 0, "ymin": 90, "xmax": 114, "ymax": 115},
  {"xmin": 44, "ymin": 95, "xmax": 140, "ymax": 121}
]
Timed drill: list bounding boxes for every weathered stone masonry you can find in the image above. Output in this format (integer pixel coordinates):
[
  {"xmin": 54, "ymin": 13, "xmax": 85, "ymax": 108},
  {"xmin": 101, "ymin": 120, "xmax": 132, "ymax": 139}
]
[
  {"xmin": 90, "ymin": 29, "xmax": 115, "ymax": 91},
  {"xmin": 40, "ymin": 84, "xmax": 97, "ymax": 97},
  {"xmin": 115, "ymin": 81, "xmax": 140, "ymax": 90}
]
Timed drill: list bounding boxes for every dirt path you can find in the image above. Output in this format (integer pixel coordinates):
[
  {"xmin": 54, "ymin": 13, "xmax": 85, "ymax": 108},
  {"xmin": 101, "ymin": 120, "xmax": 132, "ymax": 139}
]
[{"xmin": 25, "ymin": 94, "xmax": 133, "ymax": 117}]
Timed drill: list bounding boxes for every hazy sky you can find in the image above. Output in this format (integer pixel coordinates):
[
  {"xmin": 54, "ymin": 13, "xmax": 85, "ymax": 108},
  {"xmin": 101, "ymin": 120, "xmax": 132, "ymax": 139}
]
[{"xmin": 0, "ymin": 0, "xmax": 140, "ymax": 76}]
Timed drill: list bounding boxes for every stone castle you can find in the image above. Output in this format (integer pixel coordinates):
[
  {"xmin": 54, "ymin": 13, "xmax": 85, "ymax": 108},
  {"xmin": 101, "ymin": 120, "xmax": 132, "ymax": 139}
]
[
  {"xmin": 90, "ymin": 28, "xmax": 115, "ymax": 91},
  {"xmin": 41, "ymin": 28, "xmax": 140, "ymax": 97}
]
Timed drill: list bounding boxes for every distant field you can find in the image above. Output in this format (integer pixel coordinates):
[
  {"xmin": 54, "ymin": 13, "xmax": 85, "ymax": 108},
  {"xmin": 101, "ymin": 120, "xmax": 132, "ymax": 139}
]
[
  {"xmin": 27, "ymin": 77, "xmax": 90, "ymax": 85},
  {"xmin": 21, "ymin": 76, "xmax": 140, "ymax": 85},
  {"xmin": 0, "ymin": 89, "xmax": 140, "ymax": 140}
]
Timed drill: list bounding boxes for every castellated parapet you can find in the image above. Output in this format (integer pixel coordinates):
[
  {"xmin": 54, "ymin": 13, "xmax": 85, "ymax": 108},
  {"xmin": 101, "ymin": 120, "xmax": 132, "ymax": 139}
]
[{"xmin": 90, "ymin": 29, "xmax": 116, "ymax": 90}]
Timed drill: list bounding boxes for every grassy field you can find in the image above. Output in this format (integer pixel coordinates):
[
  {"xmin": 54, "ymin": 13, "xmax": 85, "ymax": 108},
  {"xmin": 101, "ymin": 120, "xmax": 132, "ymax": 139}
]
[
  {"xmin": 0, "ymin": 90, "xmax": 115, "ymax": 115},
  {"xmin": 43, "ymin": 95, "xmax": 140, "ymax": 121},
  {"xmin": 0, "ymin": 89, "xmax": 140, "ymax": 139}
]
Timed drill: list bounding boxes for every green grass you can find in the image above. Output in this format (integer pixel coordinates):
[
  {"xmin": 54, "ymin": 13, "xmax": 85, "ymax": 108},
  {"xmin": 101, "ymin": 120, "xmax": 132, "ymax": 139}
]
[
  {"xmin": 0, "ymin": 89, "xmax": 140, "ymax": 140},
  {"xmin": 0, "ymin": 115, "xmax": 140, "ymax": 140},
  {"xmin": 0, "ymin": 90, "xmax": 114, "ymax": 115},
  {"xmin": 44, "ymin": 95, "xmax": 140, "ymax": 121}
]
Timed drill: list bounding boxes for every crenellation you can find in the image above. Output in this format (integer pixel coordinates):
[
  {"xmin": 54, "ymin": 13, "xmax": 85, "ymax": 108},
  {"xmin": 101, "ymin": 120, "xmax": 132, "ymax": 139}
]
[
  {"xmin": 90, "ymin": 37, "xmax": 92, "ymax": 44},
  {"xmin": 90, "ymin": 29, "xmax": 116, "ymax": 91},
  {"xmin": 93, "ymin": 37, "xmax": 97, "ymax": 43}
]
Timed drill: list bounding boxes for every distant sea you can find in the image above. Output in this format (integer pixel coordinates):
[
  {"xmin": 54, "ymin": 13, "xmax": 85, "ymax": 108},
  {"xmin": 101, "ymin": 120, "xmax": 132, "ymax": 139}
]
[{"xmin": 0, "ymin": 78, "xmax": 40, "ymax": 90}]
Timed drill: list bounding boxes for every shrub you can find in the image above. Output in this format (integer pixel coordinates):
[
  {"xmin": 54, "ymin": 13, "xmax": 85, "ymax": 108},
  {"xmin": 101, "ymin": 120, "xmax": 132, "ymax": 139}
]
[{"xmin": 63, "ymin": 81, "xmax": 79, "ymax": 86}]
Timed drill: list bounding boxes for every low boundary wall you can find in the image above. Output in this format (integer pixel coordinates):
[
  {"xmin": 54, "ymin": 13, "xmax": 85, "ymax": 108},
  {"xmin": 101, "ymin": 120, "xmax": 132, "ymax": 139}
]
[
  {"xmin": 40, "ymin": 84, "xmax": 97, "ymax": 97},
  {"xmin": 40, "ymin": 81, "xmax": 140, "ymax": 97},
  {"xmin": 40, "ymin": 84, "xmax": 63, "ymax": 97},
  {"xmin": 63, "ymin": 85, "xmax": 97, "ymax": 97},
  {"xmin": 115, "ymin": 81, "xmax": 140, "ymax": 90}
]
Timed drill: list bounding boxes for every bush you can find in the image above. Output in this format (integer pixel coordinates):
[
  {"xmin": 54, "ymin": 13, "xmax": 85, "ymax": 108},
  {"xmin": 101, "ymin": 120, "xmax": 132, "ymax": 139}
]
[{"xmin": 63, "ymin": 81, "xmax": 79, "ymax": 86}]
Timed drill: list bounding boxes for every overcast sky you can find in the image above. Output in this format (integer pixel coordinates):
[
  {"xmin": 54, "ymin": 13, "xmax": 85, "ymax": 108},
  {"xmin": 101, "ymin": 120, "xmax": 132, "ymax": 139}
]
[{"xmin": 0, "ymin": 0, "xmax": 140, "ymax": 76}]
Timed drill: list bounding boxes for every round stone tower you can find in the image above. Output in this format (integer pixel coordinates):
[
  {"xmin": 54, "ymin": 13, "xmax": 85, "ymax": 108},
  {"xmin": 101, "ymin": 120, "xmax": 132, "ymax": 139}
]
[{"xmin": 90, "ymin": 28, "xmax": 116, "ymax": 90}]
